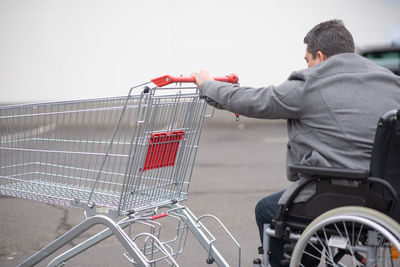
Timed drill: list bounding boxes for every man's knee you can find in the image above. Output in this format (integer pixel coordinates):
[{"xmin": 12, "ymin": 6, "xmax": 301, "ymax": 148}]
[
  {"xmin": 255, "ymin": 198, "xmax": 274, "ymax": 224},
  {"xmin": 255, "ymin": 192, "xmax": 284, "ymax": 224},
  {"xmin": 254, "ymin": 199, "xmax": 264, "ymax": 217}
]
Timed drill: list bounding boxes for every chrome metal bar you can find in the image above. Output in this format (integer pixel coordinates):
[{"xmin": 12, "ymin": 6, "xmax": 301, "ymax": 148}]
[
  {"xmin": 172, "ymin": 205, "xmax": 232, "ymax": 267},
  {"xmin": 18, "ymin": 215, "xmax": 149, "ymax": 267},
  {"xmin": 47, "ymin": 216, "xmax": 133, "ymax": 267},
  {"xmin": 382, "ymin": 109, "xmax": 397, "ymax": 120}
]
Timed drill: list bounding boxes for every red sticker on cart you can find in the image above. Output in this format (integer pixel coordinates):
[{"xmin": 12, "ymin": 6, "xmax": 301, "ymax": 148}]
[{"xmin": 142, "ymin": 131, "xmax": 185, "ymax": 171}]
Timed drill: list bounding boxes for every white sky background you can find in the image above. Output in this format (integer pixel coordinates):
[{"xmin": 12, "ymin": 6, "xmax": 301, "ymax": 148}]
[{"xmin": 0, "ymin": 0, "xmax": 400, "ymax": 103}]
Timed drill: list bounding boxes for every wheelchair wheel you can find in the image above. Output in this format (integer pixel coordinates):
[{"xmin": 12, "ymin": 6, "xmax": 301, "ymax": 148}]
[{"xmin": 290, "ymin": 206, "xmax": 400, "ymax": 267}]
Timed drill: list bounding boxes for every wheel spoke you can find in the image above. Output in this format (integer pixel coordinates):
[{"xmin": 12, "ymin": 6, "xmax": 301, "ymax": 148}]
[
  {"xmin": 342, "ymin": 220, "xmax": 359, "ymax": 267},
  {"xmin": 322, "ymin": 225, "xmax": 336, "ymax": 264}
]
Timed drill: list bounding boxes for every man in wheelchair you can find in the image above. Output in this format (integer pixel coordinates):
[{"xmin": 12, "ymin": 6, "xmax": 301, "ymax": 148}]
[{"xmin": 192, "ymin": 19, "xmax": 400, "ymax": 266}]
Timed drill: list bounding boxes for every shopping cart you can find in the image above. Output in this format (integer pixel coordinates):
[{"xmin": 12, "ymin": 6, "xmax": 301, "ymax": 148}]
[{"xmin": 0, "ymin": 74, "xmax": 241, "ymax": 267}]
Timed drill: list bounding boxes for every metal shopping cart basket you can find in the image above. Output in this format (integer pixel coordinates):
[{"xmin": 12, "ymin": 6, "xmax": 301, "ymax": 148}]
[{"xmin": 0, "ymin": 74, "xmax": 241, "ymax": 267}]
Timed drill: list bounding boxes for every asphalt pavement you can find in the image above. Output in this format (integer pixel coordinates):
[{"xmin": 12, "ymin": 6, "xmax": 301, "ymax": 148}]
[{"xmin": 0, "ymin": 110, "xmax": 291, "ymax": 267}]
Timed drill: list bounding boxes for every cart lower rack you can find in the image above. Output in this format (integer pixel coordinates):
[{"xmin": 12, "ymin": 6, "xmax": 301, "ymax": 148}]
[{"xmin": 0, "ymin": 74, "xmax": 240, "ymax": 266}]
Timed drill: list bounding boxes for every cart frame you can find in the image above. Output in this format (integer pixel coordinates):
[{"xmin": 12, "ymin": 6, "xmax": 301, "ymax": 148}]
[{"xmin": 0, "ymin": 75, "xmax": 241, "ymax": 266}]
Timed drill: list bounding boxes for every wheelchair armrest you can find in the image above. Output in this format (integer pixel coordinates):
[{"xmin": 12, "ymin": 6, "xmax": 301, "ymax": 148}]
[{"xmin": 289, "ymin": 165, "xmax": 369, "ymax": 179}]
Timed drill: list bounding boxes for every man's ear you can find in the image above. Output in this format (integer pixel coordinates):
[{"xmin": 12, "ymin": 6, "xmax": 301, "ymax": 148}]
[{"xmin": 316, "ymin": 51, "xmax": 327, "ymax": 62}]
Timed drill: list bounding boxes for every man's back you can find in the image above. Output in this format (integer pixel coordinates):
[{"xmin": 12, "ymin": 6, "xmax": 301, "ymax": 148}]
[{"xmin": 286, "ymin": 53, "xmax": 400, "ymax": 180}]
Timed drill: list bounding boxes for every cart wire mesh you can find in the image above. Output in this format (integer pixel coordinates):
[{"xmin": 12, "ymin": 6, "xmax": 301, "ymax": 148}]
[{"xmin": 0, "ymin": 85, "xmax": 207, "ymax": 215}]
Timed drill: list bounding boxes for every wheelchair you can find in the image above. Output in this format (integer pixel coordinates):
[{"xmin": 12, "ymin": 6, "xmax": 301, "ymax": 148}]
[{"xmin": 254, "ymin": 109, "xmax": 400, "ymax": 267}]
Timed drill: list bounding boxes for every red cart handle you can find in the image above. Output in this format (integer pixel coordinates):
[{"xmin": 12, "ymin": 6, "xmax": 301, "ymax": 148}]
[{"xmin": 151, "ymin": 74, "xmax": 238, "ymax": 87}]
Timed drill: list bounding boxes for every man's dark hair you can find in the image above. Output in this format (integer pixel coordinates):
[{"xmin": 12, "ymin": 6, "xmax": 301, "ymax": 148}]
[{"xmin": 304, "ymin": 19, "xmax": 355, "ymax": 59}]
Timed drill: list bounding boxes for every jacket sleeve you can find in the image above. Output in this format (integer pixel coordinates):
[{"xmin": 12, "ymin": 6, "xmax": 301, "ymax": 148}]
[{"xmin": 199, "ymin": 73, "xmax": 305, "ymax": 119}]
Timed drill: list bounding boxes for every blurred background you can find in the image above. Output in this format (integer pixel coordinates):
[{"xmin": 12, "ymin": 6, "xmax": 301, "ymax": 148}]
[{"xmin": 0, "ymin": 0, "xmax": 399, "ymax": 103}]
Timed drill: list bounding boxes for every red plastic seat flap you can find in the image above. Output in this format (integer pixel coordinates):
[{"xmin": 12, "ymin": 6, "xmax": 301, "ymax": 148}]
[{"xmin": 142, "ymin": 131, "xmax": 185, "ymax": 171}]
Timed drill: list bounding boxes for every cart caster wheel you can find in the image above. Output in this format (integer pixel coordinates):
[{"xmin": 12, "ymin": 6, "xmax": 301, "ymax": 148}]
[
  {"xmin": 253, "ymin": 258, "xmax": 262, "ymax": 267},
  {"xmin": 206, "ymin": 256, "xmax": 215, "ymax": 264}
]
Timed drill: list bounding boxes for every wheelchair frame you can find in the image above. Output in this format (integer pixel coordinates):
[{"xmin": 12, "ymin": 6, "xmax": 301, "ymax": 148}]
[{"xmin": 254, "ymin": 109, "xmax": 400, "ymax": 267}]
